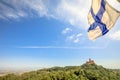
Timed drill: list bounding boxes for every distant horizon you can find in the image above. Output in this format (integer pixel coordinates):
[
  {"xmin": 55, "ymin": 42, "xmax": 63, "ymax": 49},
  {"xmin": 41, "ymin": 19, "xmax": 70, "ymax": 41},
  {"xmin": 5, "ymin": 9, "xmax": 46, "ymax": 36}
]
[{"xmin": 0, "ymin": 58, "xmax": 120, "ymax": 71}]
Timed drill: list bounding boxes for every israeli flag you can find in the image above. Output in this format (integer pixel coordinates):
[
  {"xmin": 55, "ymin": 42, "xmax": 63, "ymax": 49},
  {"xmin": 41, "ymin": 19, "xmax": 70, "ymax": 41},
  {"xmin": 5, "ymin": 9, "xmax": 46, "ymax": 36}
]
[{"xmin": 88, "ymin": 0, "xmax": 120, "ymax": 40}]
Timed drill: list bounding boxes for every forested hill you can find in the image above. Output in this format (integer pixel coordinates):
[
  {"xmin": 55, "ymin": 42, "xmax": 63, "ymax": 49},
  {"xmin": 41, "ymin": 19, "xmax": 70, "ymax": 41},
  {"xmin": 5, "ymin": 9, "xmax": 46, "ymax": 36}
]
[{"xmin": 0, "ymin": 63, "xmax": 120, "ymax": 80}]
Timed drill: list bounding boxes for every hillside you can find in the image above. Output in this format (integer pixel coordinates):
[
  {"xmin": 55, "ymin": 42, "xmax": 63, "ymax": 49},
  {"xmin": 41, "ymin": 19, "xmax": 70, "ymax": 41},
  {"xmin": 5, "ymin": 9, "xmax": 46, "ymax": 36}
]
[{"xmin": 0, "ymin": 61, "xmax": 120, "ymax": 80}]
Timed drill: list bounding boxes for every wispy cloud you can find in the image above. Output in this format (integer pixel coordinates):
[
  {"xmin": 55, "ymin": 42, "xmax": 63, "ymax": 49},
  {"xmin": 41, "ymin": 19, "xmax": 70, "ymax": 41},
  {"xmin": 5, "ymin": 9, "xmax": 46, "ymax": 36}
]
[
  {"xmin": 18, "ymin": 45, "xmax": 107, "ymax": 49},
  {"xmin": 62, "ymin": 28, "xmax": 72, "ymax": 34},
  {"xmin": 108, "ymin": 30, "xmax": 120, "ymax": 40},
  {"xmin": 66, "ymin": 33, "xmax": 83, "ymax": 43},
  {"xmin": 0, "ymin": 0, "xmax": 48, "ymax": 20},
  {"xmin": 0, "ymin": 0, "xmax": 91, "ymax": 29},
  {"xmin": 55, "ymin": 0, "xmax": 91, "ymax": 29}
]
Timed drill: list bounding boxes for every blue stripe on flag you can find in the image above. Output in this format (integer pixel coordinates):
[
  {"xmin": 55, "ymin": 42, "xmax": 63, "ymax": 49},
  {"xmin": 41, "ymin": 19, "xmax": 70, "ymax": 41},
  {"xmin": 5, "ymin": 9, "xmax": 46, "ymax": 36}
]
[{"xmin": 88, "ymin": 0, "xmax": 109, "ymax": 35}]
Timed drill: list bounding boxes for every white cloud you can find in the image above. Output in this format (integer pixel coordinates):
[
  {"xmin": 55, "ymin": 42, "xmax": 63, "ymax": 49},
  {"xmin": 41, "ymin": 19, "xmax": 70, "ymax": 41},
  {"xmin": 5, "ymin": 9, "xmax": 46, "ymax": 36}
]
[
  {"xmin": 66, "ymin": 33, "xmax": 83, "ymax": 43},
  {"xmin": 0, "ymin": 0, "xmax": 48, "ymax": 20},
  {"xmin": 0, "ymin": 0, "xmax": 92, "ymax": 28},
  {"xmin": 67, "ymin": 35, "xmax": 75, "ymax": 40},
  {"xmin": 62, "ymin": 28, "xmax": 72, "ymax": 34},
  {"xmin": 73, "ymin": 33, "xmax": 83, "ymax": 43},
  {"xmin": 18, "ymin": 45, "xmax": 105, "ymax": 49},
  {"xmin": 73, "ymin": 38, "xmax": 80, "ymax": 43},
  {"xmin": 24, "ymin": 0, "xmax": 48, "ymax": 17},
  {"xmin": 55, "ymin": 0, "xmax": 91, "ymax": 29},
  {"xmin": 76, "ymin": 33, "xmax": 83, "ymax": 37},
  {"xmin": 108, "ymin": 30, "xmax": 120, "ymax": 40}
]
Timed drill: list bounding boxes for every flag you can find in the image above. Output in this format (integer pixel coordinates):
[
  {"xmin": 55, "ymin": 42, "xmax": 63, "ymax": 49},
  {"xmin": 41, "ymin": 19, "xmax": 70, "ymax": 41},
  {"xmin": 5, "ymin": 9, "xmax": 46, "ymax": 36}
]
[{"xmin": 88, "ymin": 0, "xmax": 120, "ymax": 40}]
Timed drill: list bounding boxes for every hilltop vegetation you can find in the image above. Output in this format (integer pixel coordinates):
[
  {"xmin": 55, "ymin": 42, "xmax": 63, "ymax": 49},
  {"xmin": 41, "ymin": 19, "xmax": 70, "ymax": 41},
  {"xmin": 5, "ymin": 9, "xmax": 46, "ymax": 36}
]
[{"xmin": 0, "ymin": 63, "xmax": 120, "ymax": 80}]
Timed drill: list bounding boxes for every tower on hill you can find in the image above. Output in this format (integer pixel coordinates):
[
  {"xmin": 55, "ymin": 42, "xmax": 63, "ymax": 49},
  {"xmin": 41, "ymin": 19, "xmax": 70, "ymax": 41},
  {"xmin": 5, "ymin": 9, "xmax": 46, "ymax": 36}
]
[{"xmin": 86, "ymin": 58, "xmax": 95, "ymax": 64}]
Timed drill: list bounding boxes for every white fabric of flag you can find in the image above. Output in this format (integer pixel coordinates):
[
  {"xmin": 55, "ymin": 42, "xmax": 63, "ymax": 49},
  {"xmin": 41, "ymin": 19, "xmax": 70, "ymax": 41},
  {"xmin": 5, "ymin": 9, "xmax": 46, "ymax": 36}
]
[{"xmin": 88, "ymin": 0, "xmax": 120, "ymax": 40}]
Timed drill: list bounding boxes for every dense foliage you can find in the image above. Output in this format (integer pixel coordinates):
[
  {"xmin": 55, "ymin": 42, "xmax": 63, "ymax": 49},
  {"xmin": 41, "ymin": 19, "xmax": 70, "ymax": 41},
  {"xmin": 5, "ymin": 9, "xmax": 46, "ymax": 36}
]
[{"xmin": 0, "ymin": 63, "xmax": 120, "ymax": 80}]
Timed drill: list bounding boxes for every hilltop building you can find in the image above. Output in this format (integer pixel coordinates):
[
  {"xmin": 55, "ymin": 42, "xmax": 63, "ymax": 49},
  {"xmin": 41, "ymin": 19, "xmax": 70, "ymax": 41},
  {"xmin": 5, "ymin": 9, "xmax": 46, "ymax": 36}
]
[{"xmin": 86, "ymin": 58, "xmax": 95, "ymax": 64}]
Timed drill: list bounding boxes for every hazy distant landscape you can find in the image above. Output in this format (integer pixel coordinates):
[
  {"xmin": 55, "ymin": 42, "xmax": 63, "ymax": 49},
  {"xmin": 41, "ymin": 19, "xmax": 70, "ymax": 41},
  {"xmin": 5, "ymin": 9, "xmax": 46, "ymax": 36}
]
[
  {"xmin": 0, "ymin": 68, "xmax": 35, "ymax": 77},
  {"xmin": 0, "ymin": 60, "xmax": 120, "ymax": 80}
]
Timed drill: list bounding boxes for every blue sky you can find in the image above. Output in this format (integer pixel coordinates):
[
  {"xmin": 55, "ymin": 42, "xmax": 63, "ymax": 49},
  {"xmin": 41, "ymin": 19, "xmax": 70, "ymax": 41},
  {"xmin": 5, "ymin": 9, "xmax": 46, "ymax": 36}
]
[{"xmin": 0, "ymin": 0, "xmax": 120, "ymax": 70}]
